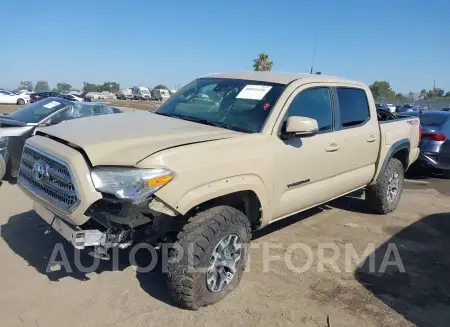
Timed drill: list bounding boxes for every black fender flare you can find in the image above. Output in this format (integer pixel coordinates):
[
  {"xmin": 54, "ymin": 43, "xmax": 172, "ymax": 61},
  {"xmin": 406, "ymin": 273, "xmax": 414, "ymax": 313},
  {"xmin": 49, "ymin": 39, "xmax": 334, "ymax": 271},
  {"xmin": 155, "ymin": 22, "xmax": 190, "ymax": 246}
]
[{"xmin": 376, "ymin": 138, "xmax": 410, "ymax": 180}]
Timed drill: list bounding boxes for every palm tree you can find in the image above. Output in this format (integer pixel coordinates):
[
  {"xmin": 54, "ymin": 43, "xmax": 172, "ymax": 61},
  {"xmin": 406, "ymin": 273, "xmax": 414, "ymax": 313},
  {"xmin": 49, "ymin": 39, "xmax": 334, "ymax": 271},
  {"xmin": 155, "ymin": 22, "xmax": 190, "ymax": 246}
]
[
  {"xmin": 252, "ymin": 53, "xmax": 274, "ymax": 71},
  {"xmin": 408, "ymin": 92, "xmax": 415, "ymax": 100}
]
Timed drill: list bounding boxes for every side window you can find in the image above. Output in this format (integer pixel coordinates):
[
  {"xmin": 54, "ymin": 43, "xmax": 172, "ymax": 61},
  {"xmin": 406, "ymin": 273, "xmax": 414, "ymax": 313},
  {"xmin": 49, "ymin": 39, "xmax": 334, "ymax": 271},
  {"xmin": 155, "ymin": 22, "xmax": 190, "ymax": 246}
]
[
  {"xmin": 337, "ymin": 88, "xmax": 370, "ymax": 128},
  {"xmin": 285, "ymin": 87, "xmax": 333, "ymax": 132}
]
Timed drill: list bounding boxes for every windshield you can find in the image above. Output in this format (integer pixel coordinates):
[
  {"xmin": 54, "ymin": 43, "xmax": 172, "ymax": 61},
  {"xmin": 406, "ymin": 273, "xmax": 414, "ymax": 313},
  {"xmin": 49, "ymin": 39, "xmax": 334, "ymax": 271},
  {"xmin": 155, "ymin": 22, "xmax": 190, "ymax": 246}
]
[
  {"xmin": 8, "ymin": 98, "xmax": 68, "ymax": 123},
  {"xmin": 419, "ymin": 114, "xmax": 449, "ymax": 127},
  {"xmin": 140, "ymin": 89, "xmax": 150, "ymax": 94},
  {"xmin": 156, "ymin": 78, "xmax": 285, "ymax": 133}
]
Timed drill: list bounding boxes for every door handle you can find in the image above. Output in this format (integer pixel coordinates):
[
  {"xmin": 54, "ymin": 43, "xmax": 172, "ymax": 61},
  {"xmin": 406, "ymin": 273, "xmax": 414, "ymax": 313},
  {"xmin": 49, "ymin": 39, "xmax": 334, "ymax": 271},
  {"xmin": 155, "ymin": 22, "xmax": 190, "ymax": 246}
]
[
  {"xmin": 326, "ymin": 143, "xmax": 340, "ymax": 152},
  {"xmin": 367, "ymin": 135, "xmax": 377, "ymax": 143}
]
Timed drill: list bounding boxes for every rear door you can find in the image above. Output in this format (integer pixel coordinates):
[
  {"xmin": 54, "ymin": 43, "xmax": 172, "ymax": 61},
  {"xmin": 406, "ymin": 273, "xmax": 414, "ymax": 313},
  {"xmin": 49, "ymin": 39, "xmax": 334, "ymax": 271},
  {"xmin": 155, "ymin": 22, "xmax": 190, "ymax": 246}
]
[{"xmin": 331, "ymin": 86, "xmax": 380, "ymax": 186}]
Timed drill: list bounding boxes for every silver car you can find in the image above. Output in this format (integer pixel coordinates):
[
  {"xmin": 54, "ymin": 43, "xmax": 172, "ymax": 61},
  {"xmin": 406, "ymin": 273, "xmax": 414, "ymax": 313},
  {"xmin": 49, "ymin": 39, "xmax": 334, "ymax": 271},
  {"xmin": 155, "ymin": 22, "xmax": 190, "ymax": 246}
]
[
  {"xmin": 0, "ymin": 98, "xmax": 122, "ymax": 180},
  {"xmin": 416, "ymin": 111, "xmax": 450, "ymax": 176}
]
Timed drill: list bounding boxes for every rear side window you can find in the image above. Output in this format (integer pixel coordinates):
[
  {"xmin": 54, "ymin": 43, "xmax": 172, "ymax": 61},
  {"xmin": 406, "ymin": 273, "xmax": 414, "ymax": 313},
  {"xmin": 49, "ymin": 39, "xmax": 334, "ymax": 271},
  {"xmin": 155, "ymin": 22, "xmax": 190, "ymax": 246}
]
[
  {"xmin": 337, "ymin": 88, "xmax": 370, "ymax": 128},
  {"xmin": 285, "ymin": 87, "xmax": 333, "ymax": 132}
]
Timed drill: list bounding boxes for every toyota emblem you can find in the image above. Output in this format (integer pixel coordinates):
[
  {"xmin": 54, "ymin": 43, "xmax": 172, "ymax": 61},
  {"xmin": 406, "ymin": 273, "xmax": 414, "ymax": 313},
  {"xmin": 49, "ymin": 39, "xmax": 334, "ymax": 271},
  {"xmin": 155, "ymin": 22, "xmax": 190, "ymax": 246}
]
[{"xmin": 32, "ymin": 160, "xmax": 49, "ymax": 182}]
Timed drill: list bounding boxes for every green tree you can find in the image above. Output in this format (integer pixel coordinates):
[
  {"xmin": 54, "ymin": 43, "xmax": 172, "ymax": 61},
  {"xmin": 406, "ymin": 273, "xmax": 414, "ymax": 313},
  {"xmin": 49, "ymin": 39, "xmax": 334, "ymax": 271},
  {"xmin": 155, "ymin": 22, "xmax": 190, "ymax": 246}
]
[
  {"xmin": 35, "ymin": 80, "xmax": 50, "ymax": 93},
  {"xmin": 408, "ymin": 92, "xmax": 415, "ymax": 101},
  {"xmin": 17, "ymin": 81, "xmax": 33, "ymax": 91},
  {"xmin": 154, "ymin": 84, "xmax": 169, "ymax": 90},
  {"xmin": 56, "ymin": 82, "xmax": 72, "ymax": 94},
  {"xmin": 100, "ymin": 81, "xmax": 120, "ymax": 93},
  {"xmin": 445, "ymin": 91, "xmax": 450, "ymax": 98},
  {"xmin": 419, "ymin": 89, "xmax": 427, "ymax": 99},
  {"xmin": 369, "ymin": 81, "xmax": 396, "ymax": 99},
  {"xmin": 83, "ymin": 82, "xmax": 100, "ymax": 92},
  {"xmin": 396, "ymin": 93, "xmax": 406, "ymax": 100},
  {"xmin": 432, "ymin": 88, "xmax": 444, "ymax": 97},
  {"xmin": 252, "ymin": 53, "xmax": 274, "ymax": 71}
]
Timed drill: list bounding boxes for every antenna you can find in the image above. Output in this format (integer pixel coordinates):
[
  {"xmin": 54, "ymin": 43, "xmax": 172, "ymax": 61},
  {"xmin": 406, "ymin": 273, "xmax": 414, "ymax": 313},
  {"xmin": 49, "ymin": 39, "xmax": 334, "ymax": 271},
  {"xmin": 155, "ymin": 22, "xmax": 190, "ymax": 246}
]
[{"xmin": 310, "ymin": 35, "xmax": 318, "ymax": 74}]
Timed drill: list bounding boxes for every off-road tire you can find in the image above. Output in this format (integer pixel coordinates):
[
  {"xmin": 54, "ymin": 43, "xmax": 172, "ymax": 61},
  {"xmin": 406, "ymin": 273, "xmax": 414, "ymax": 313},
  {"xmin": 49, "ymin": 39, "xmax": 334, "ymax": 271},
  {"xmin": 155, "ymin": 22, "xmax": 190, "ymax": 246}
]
[
  {"xmin": 366, "ymin": 158, "xmax": 404, "ymax": 214},
  {"xmin": 166, "ymin": 206, "xmax": 251, "ymax": 310},
  {"xmin": 17, "ymin": 98, "xmax": 25, "ymax": 105}
]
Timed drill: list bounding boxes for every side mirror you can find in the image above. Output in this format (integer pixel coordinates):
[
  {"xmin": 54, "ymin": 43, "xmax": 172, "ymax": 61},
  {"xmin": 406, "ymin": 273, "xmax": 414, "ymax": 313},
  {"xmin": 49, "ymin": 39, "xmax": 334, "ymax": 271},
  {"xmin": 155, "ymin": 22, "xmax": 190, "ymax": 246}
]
[{"xmin": 281, "ymin": 116, "xmax": 319, "ymax": 139}]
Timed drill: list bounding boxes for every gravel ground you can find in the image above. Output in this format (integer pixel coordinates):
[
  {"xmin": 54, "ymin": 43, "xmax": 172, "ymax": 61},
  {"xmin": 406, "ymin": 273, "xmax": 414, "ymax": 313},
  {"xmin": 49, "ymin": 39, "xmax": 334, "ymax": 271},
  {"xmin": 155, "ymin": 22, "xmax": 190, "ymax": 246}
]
[{"xmin": 1, "ymin": 174, "xmax": 449, "ymax": 327}]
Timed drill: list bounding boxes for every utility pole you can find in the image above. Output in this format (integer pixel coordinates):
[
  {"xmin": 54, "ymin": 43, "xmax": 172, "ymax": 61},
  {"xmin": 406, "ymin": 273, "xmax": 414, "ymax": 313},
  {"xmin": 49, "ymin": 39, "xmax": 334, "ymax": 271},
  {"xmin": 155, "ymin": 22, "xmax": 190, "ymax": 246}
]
[{"xmin": 310, "ymin": 36, "xmax": 318, "ymax": 74}]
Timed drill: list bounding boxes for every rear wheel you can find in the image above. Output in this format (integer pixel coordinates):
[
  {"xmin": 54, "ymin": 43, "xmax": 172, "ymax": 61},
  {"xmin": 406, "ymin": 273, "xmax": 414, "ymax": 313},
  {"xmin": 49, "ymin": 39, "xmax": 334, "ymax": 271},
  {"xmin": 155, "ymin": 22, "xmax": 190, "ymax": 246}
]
[
  {"xmin": 17, "ymin": 98, "xmax": 25, "ymax": 105},
  {"xmin": 366, "ymin": 158, "xmax": 404, "ymax": 214},
  {"xmin": 166, "ymin": 206, "xmax": 251, "ymax": 310}
]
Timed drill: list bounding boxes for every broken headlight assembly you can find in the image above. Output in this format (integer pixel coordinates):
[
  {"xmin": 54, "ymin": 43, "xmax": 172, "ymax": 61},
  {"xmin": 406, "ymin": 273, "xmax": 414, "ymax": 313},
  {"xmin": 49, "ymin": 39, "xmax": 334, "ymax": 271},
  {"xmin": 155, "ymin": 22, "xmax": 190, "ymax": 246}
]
[{"xmin": 91, "ymin": 167, "xmax": 173, "ymax": 202}]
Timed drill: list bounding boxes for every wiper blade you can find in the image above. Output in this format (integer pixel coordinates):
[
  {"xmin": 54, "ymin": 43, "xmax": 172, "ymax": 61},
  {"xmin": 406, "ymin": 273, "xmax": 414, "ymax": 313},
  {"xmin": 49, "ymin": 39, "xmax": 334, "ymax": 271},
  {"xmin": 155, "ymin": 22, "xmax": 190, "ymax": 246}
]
[
  {"xmin": 154, "ymin": 112, "xmax": 250, "ymax": 133},
  {"xmin": 197, "ymin": 120, "xmax": 250, "ymax": 133}
]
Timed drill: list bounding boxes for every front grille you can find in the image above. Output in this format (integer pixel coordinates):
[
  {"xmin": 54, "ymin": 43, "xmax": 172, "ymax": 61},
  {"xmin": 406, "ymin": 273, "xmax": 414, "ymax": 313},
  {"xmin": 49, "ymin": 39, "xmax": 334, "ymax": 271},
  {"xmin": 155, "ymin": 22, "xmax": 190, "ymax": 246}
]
[{"xmin": 18, "ymin": 146, "xmax": 79, "ymax": 212}]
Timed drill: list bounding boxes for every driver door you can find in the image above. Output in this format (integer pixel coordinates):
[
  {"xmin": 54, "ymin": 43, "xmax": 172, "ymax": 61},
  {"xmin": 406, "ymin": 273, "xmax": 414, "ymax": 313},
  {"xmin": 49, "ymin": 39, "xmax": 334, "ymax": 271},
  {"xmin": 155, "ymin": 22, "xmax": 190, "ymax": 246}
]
[{"xmin": 271, "ymin": 85, "xmax": 347, "ymax": 220}]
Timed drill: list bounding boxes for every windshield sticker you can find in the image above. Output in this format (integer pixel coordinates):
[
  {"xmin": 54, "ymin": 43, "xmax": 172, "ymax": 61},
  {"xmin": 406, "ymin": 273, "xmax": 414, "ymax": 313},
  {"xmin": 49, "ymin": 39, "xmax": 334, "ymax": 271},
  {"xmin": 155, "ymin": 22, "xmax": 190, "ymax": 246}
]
[
  {"xmin": 236, "ymin": 85, "xmax": 272, "ymax": 100},
  {"xmin": 43, "ymin": 101, "xmax": 61, "ymax": 109}
]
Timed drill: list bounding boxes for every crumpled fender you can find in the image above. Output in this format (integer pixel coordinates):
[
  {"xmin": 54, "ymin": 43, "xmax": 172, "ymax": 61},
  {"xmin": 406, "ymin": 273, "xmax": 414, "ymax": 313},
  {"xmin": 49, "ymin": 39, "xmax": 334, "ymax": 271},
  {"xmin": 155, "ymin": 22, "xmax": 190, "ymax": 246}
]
[{"xmin": 165, "ymin": 174, "xmax": 270, "ymax": 224}]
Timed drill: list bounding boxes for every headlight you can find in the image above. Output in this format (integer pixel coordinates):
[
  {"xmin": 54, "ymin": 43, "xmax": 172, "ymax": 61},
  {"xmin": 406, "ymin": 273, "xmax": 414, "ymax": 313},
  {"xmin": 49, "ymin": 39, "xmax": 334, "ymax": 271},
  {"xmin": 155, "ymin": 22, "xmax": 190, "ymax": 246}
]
[{"xmin": 91, "ymin": 167, "xmax": 173, "ymax": 201}]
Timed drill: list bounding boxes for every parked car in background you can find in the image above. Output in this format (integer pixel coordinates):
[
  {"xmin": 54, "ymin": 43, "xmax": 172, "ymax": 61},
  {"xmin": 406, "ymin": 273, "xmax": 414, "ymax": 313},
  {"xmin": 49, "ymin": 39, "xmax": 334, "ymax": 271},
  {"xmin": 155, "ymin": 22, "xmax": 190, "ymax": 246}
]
[
  {"xmin": 16, "ymin": 90, "xmax": 34, "ymax": 97},
  {"xmin": 132, "ymin": 86, "xmax": 151, "ymax": 100},
  {"xmin": 0, "ymin": 98, "xmax": 122, "ymax": 179},
  {"xmin": 116, "ymin": 88, "xmax": 133, "ymax": 100},
  {"xmin": 385, "ymin": 103, "xmax": 396, "ymax": 113},
  {"xmin": 30, "ymin": 92, "xmax": 63, "ymax": 103},
  {"xmin": 78, "ymin": 92, "xmax": 92, "ymax": 102},
  {"xmin": 412, "ymin": 111, "xmax": 450, "ymax": 177},
  {"xmin": 397, "ymin": 111, "xmax": 421, "ymax": 118},
  {"xmin": 152, "ymin": 88, "xmax": 171, "ymax": 102},
  {"xmin": 0, "ymin": 90, "xmax": 29, "ymax": 105},
  {"xmin": 63, "ymin": 94, "xmax": 84, "ymax": 102},
  {"xmin": 375, "ymin": 103, "xmax": 396, "ymax": 113}
]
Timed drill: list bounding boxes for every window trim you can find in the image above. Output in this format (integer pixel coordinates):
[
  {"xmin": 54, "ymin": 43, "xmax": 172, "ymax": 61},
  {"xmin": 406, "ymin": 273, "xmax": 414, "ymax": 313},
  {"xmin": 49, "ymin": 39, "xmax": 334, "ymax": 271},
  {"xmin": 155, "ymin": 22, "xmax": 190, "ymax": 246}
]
[
  {"xmin": 276, "ymin": 86, "xmax": 336, "ymax": 137},
  {"xmin": 334, "ymin": 86, "xmax": 371, "ymax": 130}
]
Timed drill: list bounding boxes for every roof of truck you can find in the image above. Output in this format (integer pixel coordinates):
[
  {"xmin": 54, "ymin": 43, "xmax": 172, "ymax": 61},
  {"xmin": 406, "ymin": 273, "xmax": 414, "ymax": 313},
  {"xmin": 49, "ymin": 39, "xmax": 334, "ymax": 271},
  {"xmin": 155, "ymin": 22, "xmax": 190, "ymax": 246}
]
[{"xmin": 201, "ymin": 71, "xmax": 363, "ymax": 86}]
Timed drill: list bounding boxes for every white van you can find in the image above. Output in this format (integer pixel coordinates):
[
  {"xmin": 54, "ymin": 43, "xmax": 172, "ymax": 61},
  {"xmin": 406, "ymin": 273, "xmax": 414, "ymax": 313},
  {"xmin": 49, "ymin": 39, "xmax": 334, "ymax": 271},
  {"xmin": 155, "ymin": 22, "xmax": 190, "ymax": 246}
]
[
  {"xmin": 132, "ymin": 86, "xmax": 151, "ymax": 100},
  {"xmin": 152, "ymin": 88, "xmax": 171, "ymax": 102}
]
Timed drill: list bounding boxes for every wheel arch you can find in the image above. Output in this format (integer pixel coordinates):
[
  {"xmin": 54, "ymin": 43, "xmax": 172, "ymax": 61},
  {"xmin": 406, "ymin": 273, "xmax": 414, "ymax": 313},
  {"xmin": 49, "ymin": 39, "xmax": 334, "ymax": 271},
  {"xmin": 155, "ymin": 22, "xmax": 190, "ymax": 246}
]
[
  {"xmin": 371, "ymin": 138, "xmax": 410, "ymax": 184},
  {"xmin": 172, "ymin": 175, "xmax": 269, "ymax": 229}
]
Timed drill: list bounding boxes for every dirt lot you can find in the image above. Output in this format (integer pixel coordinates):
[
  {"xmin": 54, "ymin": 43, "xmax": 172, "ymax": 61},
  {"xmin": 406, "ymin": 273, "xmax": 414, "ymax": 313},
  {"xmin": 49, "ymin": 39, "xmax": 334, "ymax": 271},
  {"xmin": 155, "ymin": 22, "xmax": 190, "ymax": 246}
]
[{"xmin": 1, "ymin": 172, "xmax": 450, "ymax": 327}]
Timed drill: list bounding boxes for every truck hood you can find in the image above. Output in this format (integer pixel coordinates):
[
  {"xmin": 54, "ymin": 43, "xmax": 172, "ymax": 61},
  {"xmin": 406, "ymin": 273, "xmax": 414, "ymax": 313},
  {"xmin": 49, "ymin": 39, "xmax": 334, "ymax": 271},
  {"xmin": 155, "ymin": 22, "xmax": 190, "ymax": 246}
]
[{"xmin": 38, "ymin": 111, "xmax": 242, "ymax": 166}]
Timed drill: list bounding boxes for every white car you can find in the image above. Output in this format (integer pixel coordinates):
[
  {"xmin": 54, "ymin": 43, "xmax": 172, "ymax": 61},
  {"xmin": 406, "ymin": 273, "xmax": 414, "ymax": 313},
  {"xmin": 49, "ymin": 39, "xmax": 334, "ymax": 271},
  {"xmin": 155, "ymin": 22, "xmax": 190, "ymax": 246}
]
[
  {"xmin": 63, "ymin": 94, "xmax": 84, "ymax": 102},
  {"xmin": 385, "ymin": 103, "xmax": 396, "ymax": 113},
  {"xmin": 0, "ymin": 90, "xmax": 29, "ymax": 105}
]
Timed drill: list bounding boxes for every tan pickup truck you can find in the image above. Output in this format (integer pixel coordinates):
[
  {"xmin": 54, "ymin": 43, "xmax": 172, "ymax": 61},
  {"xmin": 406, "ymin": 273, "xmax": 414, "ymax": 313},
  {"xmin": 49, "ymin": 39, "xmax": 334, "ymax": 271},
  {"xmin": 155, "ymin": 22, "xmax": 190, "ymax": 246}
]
[{"xmin": 17, "ymin": 72, "xmax": 420, "ymax": 309}]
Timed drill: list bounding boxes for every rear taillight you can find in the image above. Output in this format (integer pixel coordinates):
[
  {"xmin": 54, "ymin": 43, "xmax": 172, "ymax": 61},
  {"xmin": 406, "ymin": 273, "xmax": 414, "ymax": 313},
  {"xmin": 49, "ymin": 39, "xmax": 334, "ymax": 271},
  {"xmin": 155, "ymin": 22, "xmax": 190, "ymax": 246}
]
[
  {"xmin": 419, "ymin": 125, "xmax": 422, "ymax": 138},
  {"xmin": 421, "ymin": 132, "xmax": 446, "ymax": 141}
]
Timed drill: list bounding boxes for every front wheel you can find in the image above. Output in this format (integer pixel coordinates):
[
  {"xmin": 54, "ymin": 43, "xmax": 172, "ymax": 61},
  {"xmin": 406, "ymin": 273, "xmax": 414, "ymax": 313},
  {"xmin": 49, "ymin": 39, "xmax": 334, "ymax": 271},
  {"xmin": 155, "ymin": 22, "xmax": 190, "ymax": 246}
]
[
  {"xmin": 366, "ymin": 158, "xmax": 404, "ymax": 214},
  {"xmin": 17, "ymin": 98, "xmax": 25, "ymax": 105},
  {"xmin": 166, "ymin": 206, "xmax": 251, "ymax": 310}
]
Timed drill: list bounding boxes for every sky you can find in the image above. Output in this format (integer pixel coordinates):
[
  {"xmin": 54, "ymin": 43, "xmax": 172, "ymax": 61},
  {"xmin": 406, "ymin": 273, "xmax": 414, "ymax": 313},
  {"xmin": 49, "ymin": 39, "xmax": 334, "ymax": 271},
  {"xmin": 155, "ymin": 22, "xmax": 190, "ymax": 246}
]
[{"xmin": 1, "ymin": 0, "xmax": 449, "ymax": 93}]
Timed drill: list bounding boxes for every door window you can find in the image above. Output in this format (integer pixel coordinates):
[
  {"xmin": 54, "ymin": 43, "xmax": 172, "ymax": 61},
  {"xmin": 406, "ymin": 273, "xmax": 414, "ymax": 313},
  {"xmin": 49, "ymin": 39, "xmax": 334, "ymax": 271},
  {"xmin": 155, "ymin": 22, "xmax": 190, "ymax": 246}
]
[
  {"xmin": 336, "ymin": 88, "xmax": 370, "ymax": 128},
  {"xmin": 284, "ymin": 87, "xmax": 333, "ymax": 133}
]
